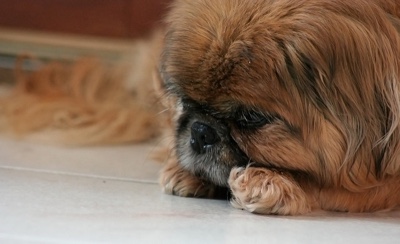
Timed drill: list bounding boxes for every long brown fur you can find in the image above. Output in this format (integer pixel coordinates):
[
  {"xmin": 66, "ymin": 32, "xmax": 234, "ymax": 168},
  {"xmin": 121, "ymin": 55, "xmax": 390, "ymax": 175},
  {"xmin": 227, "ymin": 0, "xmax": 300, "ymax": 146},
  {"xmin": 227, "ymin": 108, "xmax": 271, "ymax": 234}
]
[{"xmin": 159, "ymin": 0, "xmax": 400, "ymax": 214}]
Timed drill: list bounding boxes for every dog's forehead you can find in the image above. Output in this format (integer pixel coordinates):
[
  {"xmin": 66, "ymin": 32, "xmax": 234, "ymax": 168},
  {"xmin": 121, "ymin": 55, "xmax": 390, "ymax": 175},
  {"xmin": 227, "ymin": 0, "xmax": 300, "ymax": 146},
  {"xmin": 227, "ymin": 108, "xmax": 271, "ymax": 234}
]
[
  {"xmin": 160, "ymin": 0, "xmax": 304, "ymax": 117},
  {"xmin": 161, "ymin": 36, "xmax": 246, "ymax": 99},
  {"xmin": 161, "ymin": 30, "xmax": 277, "ymax": 105},
  {"xmin": 161, "ymin": 1, "xmax": 262, "ymax": 98},
  {"xmin": 161, "ymin": 39, "xmax": 287, "ymax": 117}
]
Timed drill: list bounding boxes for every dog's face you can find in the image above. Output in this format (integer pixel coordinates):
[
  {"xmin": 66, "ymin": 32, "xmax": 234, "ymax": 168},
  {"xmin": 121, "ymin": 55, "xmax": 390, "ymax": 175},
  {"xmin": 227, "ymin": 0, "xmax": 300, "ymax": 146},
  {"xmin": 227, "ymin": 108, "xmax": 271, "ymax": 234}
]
[{"xmin": 160, "ymin": 0, "xmax": 400, "ymax": 188}]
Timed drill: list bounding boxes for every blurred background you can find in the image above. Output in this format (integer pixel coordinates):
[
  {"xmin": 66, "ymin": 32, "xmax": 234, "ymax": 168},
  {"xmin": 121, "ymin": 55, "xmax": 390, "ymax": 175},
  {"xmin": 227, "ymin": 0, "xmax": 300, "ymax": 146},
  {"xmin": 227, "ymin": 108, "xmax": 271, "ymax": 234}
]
[
  {"xmin": 0, "ymin": 0, "xmax": 173, "ymax": 145},
  {"xmin": 0, "ymin": 0, "xmax": 172, "ymax": 84},
  {"xmin": 0, "ymin": 0, "xmax": 173, "ymax": 84},
  {"xmin": 0, "ymin": 0, "xmax": 172, "ymax": 38},
  {"xmin": 0, "ymin": 0, "xmax": 172, "ymax": 141}
]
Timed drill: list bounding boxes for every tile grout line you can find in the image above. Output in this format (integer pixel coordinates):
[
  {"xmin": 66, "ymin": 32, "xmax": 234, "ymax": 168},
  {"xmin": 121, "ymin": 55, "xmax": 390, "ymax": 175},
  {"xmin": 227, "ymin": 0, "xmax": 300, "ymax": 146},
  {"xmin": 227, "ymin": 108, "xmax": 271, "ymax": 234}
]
[{"xmin": 0, "ymin": 165, "xmax": 158, "ymax": 185}]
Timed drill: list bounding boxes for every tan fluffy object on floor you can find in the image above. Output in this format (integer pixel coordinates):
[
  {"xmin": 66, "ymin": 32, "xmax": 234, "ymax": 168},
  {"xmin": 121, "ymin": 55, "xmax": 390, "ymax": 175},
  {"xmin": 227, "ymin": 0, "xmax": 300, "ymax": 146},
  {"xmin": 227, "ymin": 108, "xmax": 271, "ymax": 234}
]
[{"xmin": 0, "ymin": 36, "xmax": 165, "ymax": 145}]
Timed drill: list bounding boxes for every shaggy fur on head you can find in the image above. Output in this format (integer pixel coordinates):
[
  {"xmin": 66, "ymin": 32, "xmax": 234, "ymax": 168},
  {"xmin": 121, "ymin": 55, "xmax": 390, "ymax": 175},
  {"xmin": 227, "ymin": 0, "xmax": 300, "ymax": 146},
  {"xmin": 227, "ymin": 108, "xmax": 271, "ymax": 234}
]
[{"xmin": 158, "ymin": 0, "xmax": 400, "ymax": 215}]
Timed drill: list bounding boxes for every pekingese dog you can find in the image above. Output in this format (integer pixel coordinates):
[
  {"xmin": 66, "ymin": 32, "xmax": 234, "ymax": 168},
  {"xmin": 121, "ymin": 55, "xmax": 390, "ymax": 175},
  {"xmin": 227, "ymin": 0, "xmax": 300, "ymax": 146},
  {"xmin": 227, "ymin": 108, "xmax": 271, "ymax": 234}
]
[{"xmin": 158, "ymin": 0, "xmax": 400, "ymax": 215}]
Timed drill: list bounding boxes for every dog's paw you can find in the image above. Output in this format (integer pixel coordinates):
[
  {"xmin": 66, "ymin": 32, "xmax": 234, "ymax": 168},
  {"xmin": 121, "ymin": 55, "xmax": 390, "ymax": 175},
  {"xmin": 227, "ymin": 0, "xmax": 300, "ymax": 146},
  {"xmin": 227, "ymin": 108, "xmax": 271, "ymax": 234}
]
[
  {"xmin": 159, "ymin": 160, "xmax": 215, "ymax": 198},
  {"xmin": 228, "ymin": 167, "xmax": 310, "ymax": 215}
]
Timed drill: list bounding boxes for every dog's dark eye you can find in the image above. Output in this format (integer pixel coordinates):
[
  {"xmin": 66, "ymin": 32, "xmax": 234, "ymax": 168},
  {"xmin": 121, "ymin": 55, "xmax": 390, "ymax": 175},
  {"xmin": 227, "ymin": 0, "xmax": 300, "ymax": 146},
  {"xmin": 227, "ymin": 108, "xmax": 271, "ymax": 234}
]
[{"xmin": 236, "ymin": 110, "xmax": 275, "ymax": 129}]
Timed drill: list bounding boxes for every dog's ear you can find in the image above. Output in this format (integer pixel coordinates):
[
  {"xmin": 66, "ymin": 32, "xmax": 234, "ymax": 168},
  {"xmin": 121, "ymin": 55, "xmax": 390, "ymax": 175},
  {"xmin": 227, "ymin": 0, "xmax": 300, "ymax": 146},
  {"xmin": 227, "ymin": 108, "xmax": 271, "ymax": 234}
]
[
  {"xmin": 278, "ymin": 41, "xmax": 331, "ymax": 114},
  {"xmin": 279, "ymin": 29, "xmax": 400, "ymax": 178}
]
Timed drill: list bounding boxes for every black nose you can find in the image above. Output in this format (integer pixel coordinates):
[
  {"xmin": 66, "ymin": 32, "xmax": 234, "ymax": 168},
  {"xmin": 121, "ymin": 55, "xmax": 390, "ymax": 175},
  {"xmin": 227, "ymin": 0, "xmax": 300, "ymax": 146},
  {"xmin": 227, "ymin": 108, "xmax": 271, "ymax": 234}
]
[{"xmin": 190, "ymin": 122, "xmax": 220, "ymax": 154}]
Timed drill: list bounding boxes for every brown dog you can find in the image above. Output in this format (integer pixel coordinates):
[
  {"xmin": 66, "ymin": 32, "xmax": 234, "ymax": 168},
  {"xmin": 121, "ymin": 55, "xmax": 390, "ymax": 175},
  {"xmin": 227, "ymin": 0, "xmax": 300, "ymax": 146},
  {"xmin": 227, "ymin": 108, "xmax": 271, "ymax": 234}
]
[{"xmin": 158, "ymin": 0, "xmax": 400, "ymax": 215}]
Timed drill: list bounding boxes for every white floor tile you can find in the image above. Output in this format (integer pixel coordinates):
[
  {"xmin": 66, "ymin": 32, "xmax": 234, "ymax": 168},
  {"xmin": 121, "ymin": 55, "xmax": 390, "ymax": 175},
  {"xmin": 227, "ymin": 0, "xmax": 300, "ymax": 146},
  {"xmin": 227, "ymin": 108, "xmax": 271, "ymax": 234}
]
[
  {"xmin": 0, "ymin": 138, "xmax": 399, "ymax": 244},
  {"xmin": 0, "ymin": 138, "xmax": 162, "ymax": 183}
]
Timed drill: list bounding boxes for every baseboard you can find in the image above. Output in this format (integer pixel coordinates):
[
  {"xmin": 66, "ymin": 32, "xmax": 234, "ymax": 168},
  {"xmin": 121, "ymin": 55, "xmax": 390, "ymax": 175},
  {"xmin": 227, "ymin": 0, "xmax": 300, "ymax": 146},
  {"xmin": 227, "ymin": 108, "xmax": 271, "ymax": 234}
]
[{"xmin": 0, "ymin": 27, "xmax": 139, "ymax": 62}]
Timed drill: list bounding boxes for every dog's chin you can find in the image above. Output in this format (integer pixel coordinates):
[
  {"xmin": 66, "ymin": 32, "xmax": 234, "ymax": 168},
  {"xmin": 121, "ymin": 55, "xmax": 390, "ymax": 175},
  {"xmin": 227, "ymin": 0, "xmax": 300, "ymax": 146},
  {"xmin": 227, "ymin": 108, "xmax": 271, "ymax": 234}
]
[
  {"xmin": 175, "ymin": 114, "xmax": 248, "ymax": 187},
  {"xmin": 176, "ymin": 142, "xmax": 232, "ymax": 187}
]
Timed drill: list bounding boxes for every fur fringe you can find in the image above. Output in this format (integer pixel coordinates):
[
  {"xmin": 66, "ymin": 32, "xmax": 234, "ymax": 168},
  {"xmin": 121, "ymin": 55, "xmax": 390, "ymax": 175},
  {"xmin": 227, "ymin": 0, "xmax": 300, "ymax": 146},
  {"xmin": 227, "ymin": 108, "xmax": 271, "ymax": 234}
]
[{"xmin": 0, "ymin": 56, "xmax": 161, "ymax": 145}]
